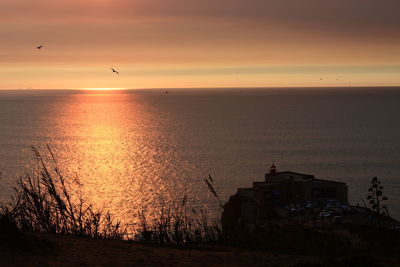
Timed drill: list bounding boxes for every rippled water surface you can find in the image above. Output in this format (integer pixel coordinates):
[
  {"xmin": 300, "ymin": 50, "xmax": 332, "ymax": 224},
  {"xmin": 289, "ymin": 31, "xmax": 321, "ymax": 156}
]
[{"xmin": 1, "ymin": 88, "xmax": 400, "ymax": 220}]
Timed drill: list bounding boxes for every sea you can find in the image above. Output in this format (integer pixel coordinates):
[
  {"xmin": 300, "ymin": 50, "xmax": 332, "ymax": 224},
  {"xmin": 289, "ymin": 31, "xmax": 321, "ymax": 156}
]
[{"xmin": 1, "ymin": 87, "xmax": 399, "ymax": 222}]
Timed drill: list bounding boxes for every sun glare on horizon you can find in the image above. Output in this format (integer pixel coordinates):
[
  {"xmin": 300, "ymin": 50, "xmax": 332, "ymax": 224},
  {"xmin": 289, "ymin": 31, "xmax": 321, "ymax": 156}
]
[{"xmin": 79, "ymin": 87, "xmax": 130, "ymax": 91}]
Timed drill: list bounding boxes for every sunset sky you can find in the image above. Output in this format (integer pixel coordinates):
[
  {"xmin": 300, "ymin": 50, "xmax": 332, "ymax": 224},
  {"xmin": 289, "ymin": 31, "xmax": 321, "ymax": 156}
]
[{"xmin": 1, "ymin": 0, "xmax": 400, "ymax": 89}]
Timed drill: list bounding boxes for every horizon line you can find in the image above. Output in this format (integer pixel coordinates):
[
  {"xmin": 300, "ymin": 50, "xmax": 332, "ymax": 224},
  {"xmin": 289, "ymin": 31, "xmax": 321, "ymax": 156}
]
[{"xmin": 1, "ymin": 85, "xmax": 400, "ymax": 91}]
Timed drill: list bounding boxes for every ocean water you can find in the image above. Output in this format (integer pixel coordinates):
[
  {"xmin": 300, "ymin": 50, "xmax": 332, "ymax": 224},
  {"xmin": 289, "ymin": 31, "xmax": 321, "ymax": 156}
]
[{"xmin": 0, "ymin": 88, "xmax": 400, "ymax": 221}]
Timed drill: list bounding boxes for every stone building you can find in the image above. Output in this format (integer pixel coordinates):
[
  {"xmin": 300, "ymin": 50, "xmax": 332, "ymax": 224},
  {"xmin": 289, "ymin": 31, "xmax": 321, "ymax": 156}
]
[{"xmin": 222, "ymin": 164, "xmax": 348, "ymax": 236}]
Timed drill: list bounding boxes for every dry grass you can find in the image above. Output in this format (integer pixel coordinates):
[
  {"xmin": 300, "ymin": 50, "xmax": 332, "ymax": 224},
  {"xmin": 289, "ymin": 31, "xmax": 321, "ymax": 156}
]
[
  {"xmin": 1, "ymin": 145, "xmax": 126, "ymax": 239},
  {"xmin": 1, "ymin": 146, "xmax": 222, "ymax": 245},
  {"xmin": 135, "ymin": 193, "xmax": 222, "ymax": 245}
]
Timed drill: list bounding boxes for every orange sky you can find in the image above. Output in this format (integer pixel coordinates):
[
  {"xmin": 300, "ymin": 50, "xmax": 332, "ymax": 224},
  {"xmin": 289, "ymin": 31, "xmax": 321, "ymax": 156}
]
[{"xmin": 1, "ymin": 0, "xmax": 400, "ymax": 89}]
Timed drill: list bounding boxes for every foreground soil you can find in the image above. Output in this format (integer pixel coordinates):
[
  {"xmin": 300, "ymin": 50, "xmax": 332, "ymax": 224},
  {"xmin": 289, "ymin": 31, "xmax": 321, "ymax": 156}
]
[
  {"xmin": 1, "ymin": 224, "xmax": 399, "ymax": 266},
  {"xmin": 1, "ymin": 233, "xmax": 319, "ymax": 266}
]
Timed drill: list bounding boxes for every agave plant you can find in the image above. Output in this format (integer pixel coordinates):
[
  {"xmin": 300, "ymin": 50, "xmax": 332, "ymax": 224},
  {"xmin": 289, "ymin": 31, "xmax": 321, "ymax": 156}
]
[{"xmin": 366, "ymin": 177, "xmax": 389, "ymax": 216}]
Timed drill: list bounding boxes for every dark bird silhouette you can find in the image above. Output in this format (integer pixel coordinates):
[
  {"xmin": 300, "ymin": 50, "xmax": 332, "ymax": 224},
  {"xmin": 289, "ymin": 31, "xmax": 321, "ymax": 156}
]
[
  {"xmin": 111, "ymin": 68, "xmax": 119, "ymax": 75},
  {"xmin": 37, "ymin": 45, "xmax": 43, "ymax": 49},
  {"xmin": 165, "ymin": 90, "xmax": 168, "ymax": 94}
]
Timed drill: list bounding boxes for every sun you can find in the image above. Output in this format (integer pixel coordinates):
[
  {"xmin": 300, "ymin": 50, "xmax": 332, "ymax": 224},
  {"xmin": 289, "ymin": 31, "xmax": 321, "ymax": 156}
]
[{"xmin": 79, "ymin": 87, "xmax": 129, "ymax": 91}]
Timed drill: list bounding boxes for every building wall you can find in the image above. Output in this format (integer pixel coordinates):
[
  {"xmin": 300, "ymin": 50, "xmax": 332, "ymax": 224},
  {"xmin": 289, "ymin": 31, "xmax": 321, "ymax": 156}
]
[
  {"xmin": 265, "ymin": 172, "xmax": 313, "ymax": 183},
  {"xmin": 307, "ymin": 182, "xmax": 348, "ymax": 204},
  {"xmin": 231, "ymin": 174, "xmax": 349, "ymax": 224},
  {"xmin": 248, "ymin": 180, "xmax": 348, "ymax": 205}
]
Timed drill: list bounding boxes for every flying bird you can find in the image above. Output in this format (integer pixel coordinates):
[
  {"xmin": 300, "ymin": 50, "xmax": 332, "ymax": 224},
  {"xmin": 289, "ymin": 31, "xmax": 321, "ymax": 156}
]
[
  {"xmin": 111, "ymin": 68, "xmax": 119, "ymax": 75},
  {"xmin": 37, "ymin": 45, "xmax": 43, "ymax": 49}
]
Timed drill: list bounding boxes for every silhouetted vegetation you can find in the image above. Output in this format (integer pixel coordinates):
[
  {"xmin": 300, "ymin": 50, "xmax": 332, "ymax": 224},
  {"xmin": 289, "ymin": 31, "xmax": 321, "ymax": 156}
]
[
  {"xmin": 136, "ymin": 198, "xmax": 221, "ymax": 245},
  {"xmin": 0, "ymin": 146, "xmax": 222, "ymax": 245},
  {"xmin": 1, "ymin": 147, "xmax": 400, "ymax": 267},
  {"xmin": 367, "ymin": 177, "xmax": 389, "ymax": 216},
  {"xmin": 135, "ymin": 175, "xmax": 222, "ymax": 245},
  {"xmin": 204, "ymin": 174, "xmax": 223, "ymax": 208},
  {"xmin": 0, "ymin": 146, "xmax": 126, "ymax": 239},
  {"xmin": 133, "ymin": 174, "xmax": 223, "ymax": 245}
]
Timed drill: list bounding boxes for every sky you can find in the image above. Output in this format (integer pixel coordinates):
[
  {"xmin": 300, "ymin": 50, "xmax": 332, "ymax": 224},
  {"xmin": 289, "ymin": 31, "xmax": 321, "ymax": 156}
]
[{"xmin": 1, "ymin": 0, "xmax": 400, "ymax": 89}]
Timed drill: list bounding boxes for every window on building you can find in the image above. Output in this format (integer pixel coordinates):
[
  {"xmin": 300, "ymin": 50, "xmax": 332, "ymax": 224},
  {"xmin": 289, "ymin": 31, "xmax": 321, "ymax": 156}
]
[
  {"xmin": 264, "ymin": 189, "xmax": 282, "ymax": 200},
  {"xmin": 311, "ymin": 187, "xmax": 336, "ymax": 198}
]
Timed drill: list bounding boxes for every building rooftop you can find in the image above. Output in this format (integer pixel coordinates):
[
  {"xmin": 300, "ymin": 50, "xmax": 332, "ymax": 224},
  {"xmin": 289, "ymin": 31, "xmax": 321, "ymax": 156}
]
[
  {"xmin": 268, "ymin": 171, "xmax": 315, "ymax": 178},
  {"xmin": 265, "ymin": 165, "xmax": 345, "ymax": 184}
]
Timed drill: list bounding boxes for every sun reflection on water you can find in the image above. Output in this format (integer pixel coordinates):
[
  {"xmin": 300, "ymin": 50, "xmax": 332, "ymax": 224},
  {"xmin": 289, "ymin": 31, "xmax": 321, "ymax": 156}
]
[
  {"xmin": 48, "ymin": 92, "xmax": 194, "ymax": 225},
  {"xmin": 2, "ymin": 89, "xmax": 400, "ymax": 222}
]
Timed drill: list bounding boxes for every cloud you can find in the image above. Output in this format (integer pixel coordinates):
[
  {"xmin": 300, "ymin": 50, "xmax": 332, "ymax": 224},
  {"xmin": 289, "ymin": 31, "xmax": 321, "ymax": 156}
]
[
  {"xmin": 2, "ymin": 0, "xmax": 400, "ymax": 37},
  {"xmin": 123, "ymin": 0, "xmax": 400, "ymax": 37}
]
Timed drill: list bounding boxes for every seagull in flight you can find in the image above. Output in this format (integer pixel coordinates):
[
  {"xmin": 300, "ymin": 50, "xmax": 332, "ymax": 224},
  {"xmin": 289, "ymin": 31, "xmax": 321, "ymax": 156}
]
[
  {"xmin": 37, "ymin": 45, "xmax": 43, "ymax": 49},
  {"xmin": 111, "ymin": 68, "xmax": 119, "ymax": 75}
]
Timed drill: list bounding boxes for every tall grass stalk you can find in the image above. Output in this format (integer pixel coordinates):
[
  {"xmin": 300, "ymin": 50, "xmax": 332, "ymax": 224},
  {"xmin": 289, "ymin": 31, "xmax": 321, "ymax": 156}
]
[
  {"xmin": 135, "ymin": 178, "xmax": 223, "ymax": 246},
  {"xmin": 2, "ymin": 145, "xmax": 126, "ymax": 239},
  {"xmin": 135, "ymin": 194, "xmax": 222, "ymax": 245},
  {"xmin": 1, "ymin": 146, "xmax": 223, "ymax": 244}
]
